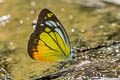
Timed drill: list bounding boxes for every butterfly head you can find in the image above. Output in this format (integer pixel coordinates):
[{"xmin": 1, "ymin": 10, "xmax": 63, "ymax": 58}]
[{"xmin": 71, "ymin": 48, "xmax": 77, "ymax": 54}]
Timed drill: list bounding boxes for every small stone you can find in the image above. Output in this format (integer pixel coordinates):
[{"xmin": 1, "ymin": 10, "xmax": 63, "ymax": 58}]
[
  {"xmin": 9, "ymin": 42, "xmax": 13, "ymax": 46},
  {"xmin": 61, "ymin": 8, "xmax": 65, "ymax": 12},
  {"xmin": 6, "ymin": 20, "xmax": 10, "ymax": 23},
  {"xmin": 30, "ymin": 10, "xmax": 35, "ymax": 14},
  {"xmin": 69, "ymin": 15, "xmax": 73, "ymax": 20},
  {"xmin": 1, "ymin": 21, "xmax": 6, "ymax": 26},
  {"xmin": 16, "ymin": 26, "xmax": 20, "ymax": 30},
  {"xmin": 81, "ymin": 29, "xmax": 85, "ymax": 33},
  {"xmin": 102, "ymin": 0, "xmax": 120, "ymax": 5},
  {"xmin": 0, "ymin": 14, "xmax": 11, "ymax": 22},
  {"xmin": 115, "ymin": 45, "xmax": 119, "ymax": 49},
  {"xmin": 33, "ymin": 20, "xmax": 37, "ymax": 23},
  {"xmin": 71, "ymin": 28, "xmax": 75, "ymax": 32},
  {"xmin": 31, "ymin": 1, "xmax": 36, "ymax": 6},
  {"xmin": 19, "ymin": 20, "xmax": 23, "ymax": 24},
  {"xmin": 115, "ymin": 49, "xmax": 119, "ymax": 53},
  {"xmin": 26, "ymin": 17, "xmax": 30, "ymax": 21},
  {"xmin": 76, "ymin": 61, "xmax": 91, "ymax": 67},
  {"xmin": 107, "ymin": 47, "xmax": 112, "ymax": 51},
  {"xmin": 111, "ymin": 23, "xmax": 117, "ymax": 27},
  {"xmin": 76, "ymin": 76, "xmax": 82, "ymax": 80},
  {"xmin": 66, "ymin": 0, "xmax": 72, "ymax": 3},
  {"xmin": 6, "ymin": 58, "xmax": 13, "ymax": 62},
  {"xmin": 99, "ymin": 25, "xmax": 104, "ymax": 28},
  {"xmin": 0, "ymin": 0, "xmax": 4, "ymax": 3}
]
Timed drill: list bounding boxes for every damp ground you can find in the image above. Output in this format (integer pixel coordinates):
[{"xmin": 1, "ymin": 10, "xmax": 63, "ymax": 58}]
[{"xmin": 0, "ymin": 0, "xmax": 120, "ymax": 80}]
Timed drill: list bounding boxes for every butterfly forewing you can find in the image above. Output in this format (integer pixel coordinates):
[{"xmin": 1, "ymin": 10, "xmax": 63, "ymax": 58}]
[
  {"xmin": 28, "ymin": 9, "xmax": 71, "ymax": 62},
  {"xmin": 37, "ymin": 9, "xmax": 70, "ymax": 47}
]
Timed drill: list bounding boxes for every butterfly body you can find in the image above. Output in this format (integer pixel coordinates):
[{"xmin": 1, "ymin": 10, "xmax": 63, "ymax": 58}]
[{"xmin": 28, "ymin": 9, "xmax": 72, "ymax": 62}]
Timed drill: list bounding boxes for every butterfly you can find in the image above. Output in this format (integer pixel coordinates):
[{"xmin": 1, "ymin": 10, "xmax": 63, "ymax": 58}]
[{"xmin": 28, "ymin": 8, "xmax": 75, "ymax": 62}]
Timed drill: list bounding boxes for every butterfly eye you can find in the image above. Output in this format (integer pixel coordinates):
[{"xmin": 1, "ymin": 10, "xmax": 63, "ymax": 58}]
[{"xmin": 71, "ymin": 49, "xmax": 77, "ymax": 54}]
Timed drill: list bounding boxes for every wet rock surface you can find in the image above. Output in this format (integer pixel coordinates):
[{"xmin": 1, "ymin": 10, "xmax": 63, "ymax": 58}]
[{"xmin": 0, "ymin": 0, "xmax": 120, "ymax": 80}]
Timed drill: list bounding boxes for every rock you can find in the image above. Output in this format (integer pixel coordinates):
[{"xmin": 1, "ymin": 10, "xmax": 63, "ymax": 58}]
[
  {"xmin": 102, "ymin": 0, "xmax": 120, "ymax": 5},
  {"xmin": 0, "ymin": 0, "xmax": 4, "ymax": 3},
  {"xmin": 72, "ymin": 0, "xmax": 120, "ymax": 8},
  {"xmin": 73, "ymin": 0, "xmax": 106, "ymax": 8}
]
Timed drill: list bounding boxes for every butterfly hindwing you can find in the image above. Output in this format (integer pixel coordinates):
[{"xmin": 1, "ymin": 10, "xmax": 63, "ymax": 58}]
[{"xmin": 28, "ymin": 9, "xmax": 71, "ymax": 62}]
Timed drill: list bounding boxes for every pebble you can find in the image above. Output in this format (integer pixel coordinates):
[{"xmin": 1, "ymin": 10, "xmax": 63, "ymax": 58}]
[
  {"xmin": 26, "ymin": 17, "xmax": 30, "ymax": 21},
  {"xmin": 75, "ymin": 0, "xmax": 105, "ymax": 8},
  {"xmin": 76, "ymin": 61, "xmax": 91, "ymax": 67},
  {"xmin": 0, "ymin": 14, "xmax": 11, "ymax": 22},
  {"xmin": 102, "ymin": 0, "xmax": 120, "ymax": 5},
  {"xmin": 81, "ymin": 29, "xmax": 85, "ymax": 33},
  {"xmin": 107, "ymin": 47, "xmax": 112, "ymax": 51},
  {"xmin": 6, "ymin": 20, "xmax": 10, "ymax": 23},
  {"xmin": 31, "ymin": 1, "xmax": 36, "ymax": 6},
  {"xmin": 99, "ymin": 25, "xmax": 104, "ymax": 28},
  {"xmin": 115, "ymin": 49, "xmax": 119, "ymax": 53},
  {"xmin": 96, "ymin": 9, "xmax": 106, "ymax": 13},
  {"xmin": 0, "ymin": 0, "xmax": 4, "ymax": 3},
  {"xmin": 9, "ymin": 42, "xmax": 13, "ymax": 46},
  {"xmin": 61, "ymin": 8, "xmax": 65, "ymax": 12},
  {"xmin": 114, "ymin": 45, "xmax": 119, "ymax": 49},
  {"xmin": 64, "ymin": 0, "xmax": 72, "ymax": 3},
  {"xmin": 76, "ymin": 76, "xmax": 82, "ymax": 80},
  {"xmin": 19, "ymin": 20, "xmax": 23, "ymax": 24},
  {"xmin": 69, "ymin": 15, "xmax": 73, "ymax": 20},
  {"xmin": 33, "ymin": 20, "xmax": 37, "ymax": 23},
  {"xmin": 16, "ymin": 26, "xmax": 20, "ymax": 30},
  {"xmin": 111, "ymin": 23, "xmax": 117, "ymax": 27},
  {"xmin": 71, "ymin": 28, "xmax": 75, "ymax": 32},
  {"xmin": 1, "ymin": 21, "xmax": 6, "ymax": 26},
  {"xmin": 30, "ymin": 10, "xmax": 35, "ymax": 14}
]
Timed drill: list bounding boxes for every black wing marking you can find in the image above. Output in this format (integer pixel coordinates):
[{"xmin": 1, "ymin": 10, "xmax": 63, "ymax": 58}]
[
  {"xmin": 28, "ymin": 8, "xmax": 71, "ymax": 59},
  {"xmin": 37, "ymin": 8, "xmax": 71, "ymax": 49}
]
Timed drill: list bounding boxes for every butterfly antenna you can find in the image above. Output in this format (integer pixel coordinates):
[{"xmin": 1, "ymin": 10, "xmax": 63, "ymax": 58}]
[
  {"xmin": 72, "ymin": 37, "xmax": 81, "ymax": 54},
  {"xmin": 74, "ymin": 37, "xmax": 81, "ymax": 48}
]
